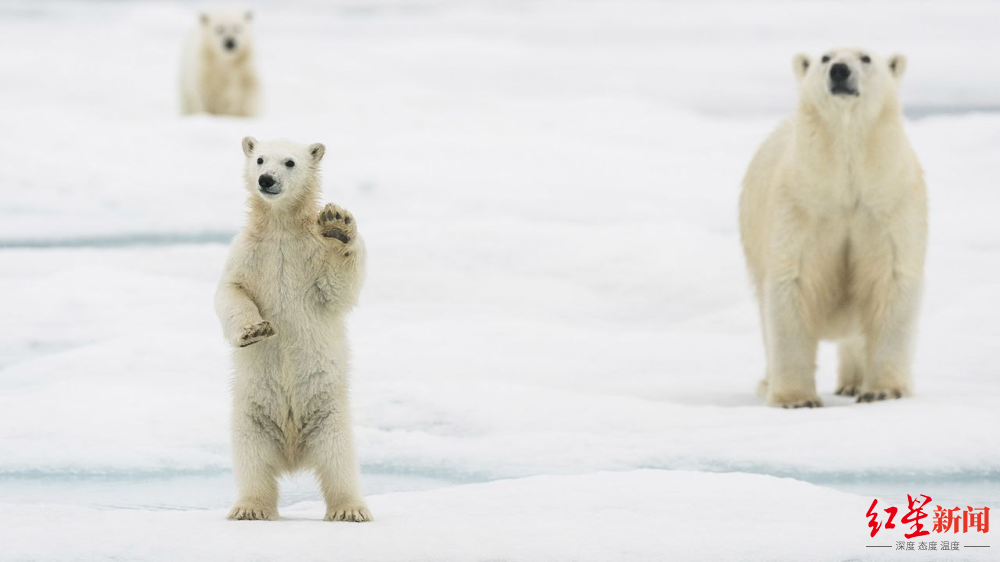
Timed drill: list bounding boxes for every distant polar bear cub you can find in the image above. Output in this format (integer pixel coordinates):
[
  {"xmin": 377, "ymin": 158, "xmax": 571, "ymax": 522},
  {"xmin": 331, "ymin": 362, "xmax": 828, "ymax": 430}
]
[
  {"xmin": 216, "ymin": 137, "xmax": 370, "ymax": 521},
  {"xmin": 180, "ymin": 11, "xmax": 260, "ymax": 116},
  {"xmin": 739, "ymin": 48, "xmax": 927, "ymax": 408}
]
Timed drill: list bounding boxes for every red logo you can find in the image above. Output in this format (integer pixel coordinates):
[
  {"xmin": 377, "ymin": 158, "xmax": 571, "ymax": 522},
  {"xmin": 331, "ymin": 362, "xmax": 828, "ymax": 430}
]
[
  {"xmin": 867, "ymin": 496, "xmax": 990, "ymax": 546},
  {"xmin": 901, "ymin": 494, "xmax": 932, "ymax": 539}
]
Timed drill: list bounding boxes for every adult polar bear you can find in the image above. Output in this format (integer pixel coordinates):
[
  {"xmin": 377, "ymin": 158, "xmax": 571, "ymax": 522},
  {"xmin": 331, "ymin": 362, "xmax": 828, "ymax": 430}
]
[
  {"xmin": 216, "ymin": 137, "xmax": 370, "ymax": 521},
  {"xmin": 740, "ymin": 48, "xmax": 927, "ymax": 408}
]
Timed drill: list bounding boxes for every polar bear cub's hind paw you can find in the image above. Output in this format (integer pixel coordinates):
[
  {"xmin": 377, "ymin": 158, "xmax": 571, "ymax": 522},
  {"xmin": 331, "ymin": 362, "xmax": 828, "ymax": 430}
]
[
  {"xmin": 238, "ymin": 320, "xmax": 275, "ymax": 347},
  {"xmin": 324, "ymin": 504, "xmax": 372, "ymax": 523},
  {"xmin": 318, "ymin": 203, "xmax": 357, "ymax": 245}
]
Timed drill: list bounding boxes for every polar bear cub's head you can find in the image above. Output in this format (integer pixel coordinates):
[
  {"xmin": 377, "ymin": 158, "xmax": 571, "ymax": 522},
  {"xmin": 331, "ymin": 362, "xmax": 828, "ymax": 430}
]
[
  {"xmin": 241, "ymin": 137, "xmax": 326, "ymax": 206},
  {"xmin": 792, "ymin": 48, "xmax": 906, "ymax": 118},
  {"xmin": 199, "ymin": 11, "xmax": 254, "ymax": 59}
]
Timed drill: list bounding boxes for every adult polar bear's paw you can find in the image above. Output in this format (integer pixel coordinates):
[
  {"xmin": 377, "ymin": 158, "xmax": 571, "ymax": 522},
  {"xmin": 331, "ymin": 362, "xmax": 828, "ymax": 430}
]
[
  {"xmin": 237, "ymin": 320, "xmax": 275, "ymax": 347},
  {"xmin": 857, "ymin": 388, "xmax": 906, "ymax": 403},
  {"xmin": 228, "ymin": 505, "xmax": 277, "ymax": 521},
  {"xmin": 779, "ymin": 398, "xmax": 823, "ymax": 409},
  {"xmin": 317, "ymin": 203, "xmax": 357, "ymax": 245},
  {"xmin": 766, "ymin": 389, "xmax": 823, "ymax": 409},
  {"xmin": 324, "ymin": 504, "xmax": 372, "ymax": 523},
  {"xmin": 835, "ymin": 385, "xmax": 861, "ymax": 397}
]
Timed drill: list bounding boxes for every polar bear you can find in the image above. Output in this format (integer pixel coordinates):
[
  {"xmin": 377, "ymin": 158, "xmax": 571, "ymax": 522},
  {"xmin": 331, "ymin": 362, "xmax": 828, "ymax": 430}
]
[
  {"xmin": 180, "ymin": 11, "xmax": 260, "ymax": 116},
  {"xmin": 215, "ymin": 137, "xmax": 370, "ymax": 521},
  {"xmin": 739, "ymin": 48, "xmax": 927, "ymax": 408}
]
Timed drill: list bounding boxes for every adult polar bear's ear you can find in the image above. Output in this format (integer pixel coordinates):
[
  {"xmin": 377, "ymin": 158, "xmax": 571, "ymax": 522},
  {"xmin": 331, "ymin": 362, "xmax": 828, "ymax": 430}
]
[
  {"xmin": 200, "ymin": 13, "xmax": 210, "ymax": 26},
  {"xmin": 244, "ymin": 11, "xmax": 253, "ymax": 22},
  {"xmin": 308, "ymin": 143, "xmax": 326, "ymax": 163},
  {"xmin": 888, "ymin": 54, "xmax": 907, "ymax": 80},
  {"xmin": 242, "ymin": 137, "xmax": 258, "ymax": 157},
  {"xmin": 792, "ymin": 54, "xmax": 811, "ymax": 82}
]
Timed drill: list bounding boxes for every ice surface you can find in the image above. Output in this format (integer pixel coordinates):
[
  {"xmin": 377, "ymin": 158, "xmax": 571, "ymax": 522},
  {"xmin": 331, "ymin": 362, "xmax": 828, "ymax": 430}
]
[
  {"xmin": 0, "ymin": 1, "xmax": 997, "ymax": 560},
  {"xmin": 1, "ymin": 470, "xmax": 886, "ymax": 562}
]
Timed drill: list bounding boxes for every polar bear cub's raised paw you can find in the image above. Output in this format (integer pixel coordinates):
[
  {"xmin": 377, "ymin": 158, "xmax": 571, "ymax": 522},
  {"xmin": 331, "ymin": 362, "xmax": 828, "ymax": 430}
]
[
  {"xmin": 237, "ymin": 320, "xmax": 275, "ymax": 347},
  {"xmin": 317, "ymin": 203, "xmax": 357, "ymax": 245}
]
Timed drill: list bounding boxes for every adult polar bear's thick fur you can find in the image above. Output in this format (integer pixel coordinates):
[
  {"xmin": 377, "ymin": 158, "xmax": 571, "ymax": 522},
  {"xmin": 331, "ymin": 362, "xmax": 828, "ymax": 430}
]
[
  {"xmin": 739, "ymin": 48, "xmax": 927, "ymax": 408},
  {"xmin": 216, "ymin": 137, "xmax": 369, "ymax": 521},
  {"xmin": 180, "ymin": 11, "xmax": 260, "ymax": 116}
]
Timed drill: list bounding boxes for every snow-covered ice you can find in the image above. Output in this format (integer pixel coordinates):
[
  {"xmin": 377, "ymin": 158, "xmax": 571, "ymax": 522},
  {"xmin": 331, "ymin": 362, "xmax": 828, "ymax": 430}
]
[
  {"xmin": 2, "ymin": 471, "xmax": 881, "ymax": 562},
  {"xmin": 0, "ymin": 1, "xmax": 997, "ymax": 560}
]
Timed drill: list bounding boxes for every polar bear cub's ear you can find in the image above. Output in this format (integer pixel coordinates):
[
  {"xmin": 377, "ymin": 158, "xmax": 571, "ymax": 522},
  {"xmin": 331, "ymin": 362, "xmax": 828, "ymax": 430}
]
[
  {"xmin": 242, "ymin": 137, "xmax": 257, "ymax": 157},
  {"xmin": 200, "ymin": 13, "xmax": 210, "ymax": 26},
  {"xmin": 308, "ymin": 143, "xmax": 326, "ymax": 163},
  {"xmin": 244, "ymin": 11, "xmax": 253, "ymax": 22},
  {"xmin": 792, "ymin": 53, "xmax": 811, "ymax": 81},
  {"xmin": 888, "ymin": 54, "xmax": 907, "ymax": 80}
]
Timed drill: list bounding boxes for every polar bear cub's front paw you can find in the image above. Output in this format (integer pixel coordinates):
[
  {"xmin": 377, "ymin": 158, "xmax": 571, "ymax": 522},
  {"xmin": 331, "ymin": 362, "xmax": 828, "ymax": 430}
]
[
  {"xmin": 317, "ymin": 203, "xmax": 357, "ymax": 245},
  {"xmin": 238, "ymin": 320, "xmax": 275, "ymax": 348},
  {"xmin": 324, "ymin": 503, "xmax": 372, "ymax": 523}
]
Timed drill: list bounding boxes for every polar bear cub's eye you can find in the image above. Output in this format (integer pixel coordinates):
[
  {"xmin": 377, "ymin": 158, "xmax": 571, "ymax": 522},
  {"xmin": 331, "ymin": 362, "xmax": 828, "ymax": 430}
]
[
  {"xmin": 256, "ymin": 157, "xmax": 263, "ymax": 165},
  {"xmin": 215, "ymin": 25, "xmax": 224, "ymax": 35},
  {"xmin": 860, "ymin": 55, "xmax": 871, "ymax": 64},
  {"xmin": 821, "ymin": 55, "xmax": 831, "ymax": 63},
  {"xmin": 285, "ymin": 160, "xmax": 295, "ymax": 168}
]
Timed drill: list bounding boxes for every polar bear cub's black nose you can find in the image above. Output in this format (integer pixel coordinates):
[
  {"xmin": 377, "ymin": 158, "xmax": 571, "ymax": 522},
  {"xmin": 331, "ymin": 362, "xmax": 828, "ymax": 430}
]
[
  {"xmin": 830, "ymin": 63, "xmax": 851, "ymax": 82},
  {"xmin": 258, "ymin": 174, "xmax": 275, "ymax": 189},
  {"xmin": 224, "ymin": 37, "xmax": 237, "ymax": 51}
]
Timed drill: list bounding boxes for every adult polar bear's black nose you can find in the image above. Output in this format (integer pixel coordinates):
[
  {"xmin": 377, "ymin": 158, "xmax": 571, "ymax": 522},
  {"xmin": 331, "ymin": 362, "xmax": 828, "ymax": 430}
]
[
  {"xmin": 830, "ymin": 63, "xmax": 851, "ymax": 82},
  {"xmin": 258, "ymin": 174, "xmax": 276, "ymax": 189},
  {"xmin": 224, "ymin": 37, "xmax": 237, "ymax": 51}
]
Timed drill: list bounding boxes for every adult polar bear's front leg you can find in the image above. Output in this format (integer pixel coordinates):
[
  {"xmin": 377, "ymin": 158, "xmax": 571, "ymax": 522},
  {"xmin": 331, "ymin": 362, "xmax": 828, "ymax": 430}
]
[
  {"xmin": 761, "ymin": 221, "xmax": 822, "ymax": 409},
  {"xmin": 315, "ymin": 203, "xmax": 366, "ymax": 310},
  {"xmin": 859, "ymin": 283, "xmax": 920, "ymax": 402},
  {"xmin": 855, "ymin": 208, "xmax": 926, "ymax": 402},
  {"xmin": 763, "ymin": 277, "xmax": 822, "ymax": 408}
]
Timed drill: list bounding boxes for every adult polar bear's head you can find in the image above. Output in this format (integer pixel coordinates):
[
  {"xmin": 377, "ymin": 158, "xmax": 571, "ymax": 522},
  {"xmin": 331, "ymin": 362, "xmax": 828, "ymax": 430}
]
[
  {"xmin": 241, "ymin": 137, "xmax": 326, "ymax": 207},
  {"xmin": 792, "ymin": 48, "xmax": 906, "ymax": 120},
  {"xmin": 199, "ymin": 11, "xmax": 254, "ymax": 60}
]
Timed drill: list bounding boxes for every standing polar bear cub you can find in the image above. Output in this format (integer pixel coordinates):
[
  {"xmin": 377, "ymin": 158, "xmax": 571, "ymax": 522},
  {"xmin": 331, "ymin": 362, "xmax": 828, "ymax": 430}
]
[
  {"xmin": 216, "ymin": 137, "xmax": 370, "ymax": 521},
  {"xmin": 180, "ymin": 11, "xmax": 260, "ymax": 116},
  {"xmin": 740, "ymin": 48, "xmax": 927, "ymax": 408}
]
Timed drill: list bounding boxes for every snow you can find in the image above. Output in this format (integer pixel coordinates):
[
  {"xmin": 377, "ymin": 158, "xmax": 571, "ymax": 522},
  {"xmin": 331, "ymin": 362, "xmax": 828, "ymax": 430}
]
[{"xmin": 1, "ymin": 1, "xmax": 998, "ymax": 560}]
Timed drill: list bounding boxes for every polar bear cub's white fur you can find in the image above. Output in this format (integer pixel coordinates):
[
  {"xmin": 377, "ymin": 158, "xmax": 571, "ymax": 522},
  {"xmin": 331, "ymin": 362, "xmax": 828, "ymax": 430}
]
[
  {"xmin": 216, "ymin": 137, "xmax": 370, "ymax": 521},
  {"xmin": 739, "ymin": 48, "xmax": 927, "ymax": 408},
  {"xmin": 180, "ymin": 11, "xmax": 260, "ymax": 116}
]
